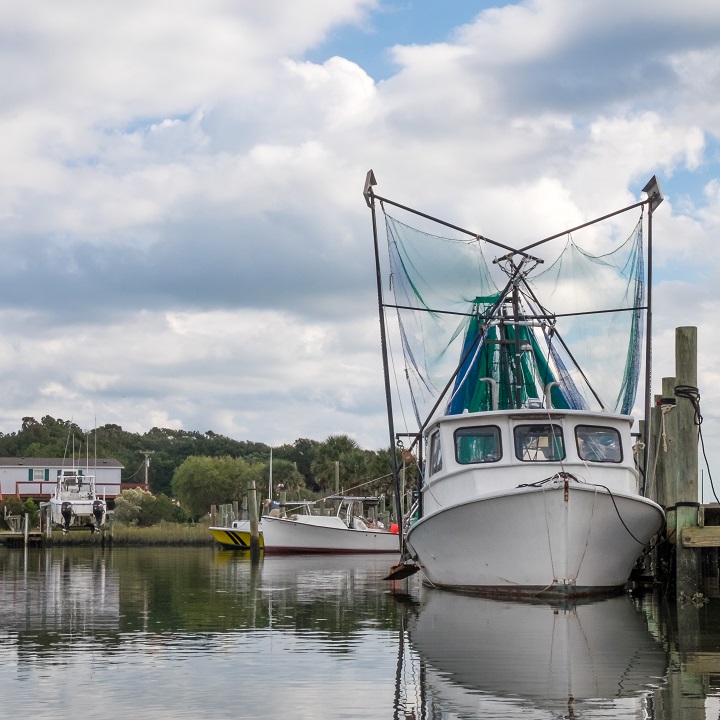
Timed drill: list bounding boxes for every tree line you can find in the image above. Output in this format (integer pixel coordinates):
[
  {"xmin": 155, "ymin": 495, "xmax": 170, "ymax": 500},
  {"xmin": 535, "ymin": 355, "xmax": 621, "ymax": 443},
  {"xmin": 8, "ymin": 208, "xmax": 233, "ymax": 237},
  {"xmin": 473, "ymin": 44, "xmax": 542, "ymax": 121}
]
[{"xmin": 0, "ymin": 416, "xmax": 413, "ymax": 521}]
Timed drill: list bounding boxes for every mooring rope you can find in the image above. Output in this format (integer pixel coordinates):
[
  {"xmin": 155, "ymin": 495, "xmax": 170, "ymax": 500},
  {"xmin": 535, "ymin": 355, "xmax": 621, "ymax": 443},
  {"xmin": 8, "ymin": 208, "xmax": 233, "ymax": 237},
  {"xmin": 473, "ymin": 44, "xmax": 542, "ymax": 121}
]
[{"xmin": 674, "ymin": 384, "xmax": 719, "ymax": 504}]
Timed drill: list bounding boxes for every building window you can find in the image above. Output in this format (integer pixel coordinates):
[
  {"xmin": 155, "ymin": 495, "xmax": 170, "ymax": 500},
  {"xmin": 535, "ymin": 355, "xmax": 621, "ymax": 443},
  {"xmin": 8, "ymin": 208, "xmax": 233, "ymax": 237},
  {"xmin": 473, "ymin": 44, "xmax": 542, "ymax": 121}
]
[
  {"xmin": 575, "ymin": 425, "xmax": 622, "ymax": 463},
  {"xmin": 33, "ymin": 469, "xmax": 44, "ymax": 481},
  {"xmin": 455, "ymin": 426, "xmax": 502, "ymax": 464},
  {"xmin": 514, "ymin": 424, "xmax": 565, "ymax": 462}
]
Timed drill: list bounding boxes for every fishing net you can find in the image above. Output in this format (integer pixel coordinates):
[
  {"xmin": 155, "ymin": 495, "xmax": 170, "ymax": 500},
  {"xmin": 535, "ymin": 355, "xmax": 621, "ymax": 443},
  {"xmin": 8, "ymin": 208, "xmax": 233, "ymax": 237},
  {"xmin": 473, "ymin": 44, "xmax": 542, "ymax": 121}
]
[{"xmin": 381, "ymin": 208, "xmax": 645, "ymax": 429}]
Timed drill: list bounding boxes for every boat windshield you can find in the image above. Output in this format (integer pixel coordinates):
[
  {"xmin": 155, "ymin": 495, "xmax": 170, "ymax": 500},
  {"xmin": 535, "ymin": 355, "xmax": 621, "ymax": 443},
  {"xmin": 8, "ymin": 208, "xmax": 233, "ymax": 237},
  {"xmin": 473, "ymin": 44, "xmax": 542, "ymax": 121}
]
[
  {"xmin": 575, "ymin": 425, "xmax": 622, "ymax": 463},
  {"xmin": 514, "ymin": 424, "xmax": 565, "ymax": 462},
  {"xmin": 455, "ymin": 426, "xmax": 502, "ymax": 464}
]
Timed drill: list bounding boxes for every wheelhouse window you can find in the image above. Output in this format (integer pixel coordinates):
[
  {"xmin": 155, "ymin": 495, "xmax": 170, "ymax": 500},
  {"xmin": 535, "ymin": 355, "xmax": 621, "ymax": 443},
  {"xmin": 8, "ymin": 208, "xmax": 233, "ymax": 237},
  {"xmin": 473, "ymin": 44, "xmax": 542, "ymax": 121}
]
[
  {"xmin": 514, "ymin": 424, "xmax": 565, "ymax": 462},
  {"xmin": 428, "ymin": 429, "xmax": 443, "ymax": 476},
  {"xmin": 455, "ymin": 426, "xmax": 502, "ymax": 464},
  {"xmin": 575, "ymin": 425, "xmax": 622, "ymax": 463}
]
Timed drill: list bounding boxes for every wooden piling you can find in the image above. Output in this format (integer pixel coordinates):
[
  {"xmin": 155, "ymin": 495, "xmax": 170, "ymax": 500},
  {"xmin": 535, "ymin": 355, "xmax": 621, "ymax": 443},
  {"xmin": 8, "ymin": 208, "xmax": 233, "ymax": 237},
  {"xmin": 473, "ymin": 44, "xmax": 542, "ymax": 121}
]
[
  {"xmin": 248, "ymin": 480, "xmax": 261, "ymax": 561},
  {"xmin": 674, "ymin": 326, "xmax": 700, "ymax": 600},
  {"xmin": 661, "ymin": 377, "xmax": 678, "ymax": 544}
]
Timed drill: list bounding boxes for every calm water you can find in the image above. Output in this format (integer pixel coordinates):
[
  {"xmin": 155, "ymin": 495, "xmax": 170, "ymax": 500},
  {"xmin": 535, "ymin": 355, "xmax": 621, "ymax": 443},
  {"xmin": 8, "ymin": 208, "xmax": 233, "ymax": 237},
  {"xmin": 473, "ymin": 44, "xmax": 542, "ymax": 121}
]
[{"xmin": 1, "ymin": 546, "xmax": 720, "ymax": 719}]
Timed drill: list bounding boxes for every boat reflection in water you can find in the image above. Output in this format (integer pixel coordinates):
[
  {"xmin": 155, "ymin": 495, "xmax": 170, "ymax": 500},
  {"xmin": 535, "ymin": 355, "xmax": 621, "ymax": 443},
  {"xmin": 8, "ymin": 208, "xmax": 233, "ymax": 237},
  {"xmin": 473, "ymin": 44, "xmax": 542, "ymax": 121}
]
[{"xmin": 403, "ymin": 589, "xmax": 667, "ymax": 718}]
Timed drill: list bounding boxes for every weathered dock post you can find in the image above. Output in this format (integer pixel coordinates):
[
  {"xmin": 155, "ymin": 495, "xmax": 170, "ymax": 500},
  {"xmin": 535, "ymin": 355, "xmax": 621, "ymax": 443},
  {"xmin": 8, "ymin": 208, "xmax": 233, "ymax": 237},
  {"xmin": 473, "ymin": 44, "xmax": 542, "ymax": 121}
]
[
  {"xmin": 660, "ymin": 376, "xmax": 678, "ymax": 544},
  {"xmin": 248, "ymin": 479, "xmax": 261, "ymax": 562},
  {"xmin": 279, "ymin": 487, "xmax": 287, "ymax": 517},
  {"xmin": 648, "ymin": 378, "xmax": 677, "ymax": 585},
  {"xmin": 674, "ymin": 326, "xmax": 700, "ymax": 601}
]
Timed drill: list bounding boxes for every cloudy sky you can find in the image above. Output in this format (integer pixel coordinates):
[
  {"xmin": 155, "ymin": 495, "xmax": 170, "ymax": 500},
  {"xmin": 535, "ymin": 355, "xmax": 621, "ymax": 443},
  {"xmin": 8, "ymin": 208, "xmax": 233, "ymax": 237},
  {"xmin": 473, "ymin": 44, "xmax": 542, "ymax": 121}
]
[{"xmin": 2, "ymin": 1, "xmax": 720, "ymax": 478}]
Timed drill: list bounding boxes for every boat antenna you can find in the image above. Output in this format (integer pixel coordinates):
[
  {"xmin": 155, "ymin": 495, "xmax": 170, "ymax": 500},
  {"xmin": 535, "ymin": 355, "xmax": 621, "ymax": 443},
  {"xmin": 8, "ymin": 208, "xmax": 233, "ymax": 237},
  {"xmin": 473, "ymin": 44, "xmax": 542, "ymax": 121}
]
[{"xmin": 269, "ymin": 447, "xmax": 273, "ymax": 501}]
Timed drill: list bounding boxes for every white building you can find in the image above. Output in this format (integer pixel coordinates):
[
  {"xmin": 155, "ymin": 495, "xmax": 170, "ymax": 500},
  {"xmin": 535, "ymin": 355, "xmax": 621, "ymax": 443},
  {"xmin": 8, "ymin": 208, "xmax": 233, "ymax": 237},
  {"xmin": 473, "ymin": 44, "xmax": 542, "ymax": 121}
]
[{"xmin": 0, "ymin": 457, "xmax": 124, "ymax": 500}]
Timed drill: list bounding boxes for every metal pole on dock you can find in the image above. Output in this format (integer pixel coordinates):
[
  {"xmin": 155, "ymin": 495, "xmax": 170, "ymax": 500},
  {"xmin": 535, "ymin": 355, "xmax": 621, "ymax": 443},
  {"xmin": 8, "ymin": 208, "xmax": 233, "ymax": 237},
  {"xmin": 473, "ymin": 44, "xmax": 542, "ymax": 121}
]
[{"xmin": 23, "ymin": 512, "xmax": 28, "ymax": 547}]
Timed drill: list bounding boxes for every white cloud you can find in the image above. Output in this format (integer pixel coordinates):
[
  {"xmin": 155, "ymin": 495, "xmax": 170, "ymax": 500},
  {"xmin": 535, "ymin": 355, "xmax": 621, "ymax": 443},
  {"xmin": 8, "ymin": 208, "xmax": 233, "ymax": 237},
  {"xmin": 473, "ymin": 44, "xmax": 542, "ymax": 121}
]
[{"xmin": 0, "ymin": 0, "xmax": 718, "ymax": 460}]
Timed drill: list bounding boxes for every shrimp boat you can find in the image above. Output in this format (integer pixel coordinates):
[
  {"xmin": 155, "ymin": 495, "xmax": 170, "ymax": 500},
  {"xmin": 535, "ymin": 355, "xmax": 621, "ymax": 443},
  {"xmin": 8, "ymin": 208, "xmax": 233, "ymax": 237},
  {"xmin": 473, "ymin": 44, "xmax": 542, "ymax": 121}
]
[
  {"xmin": 44, "ymin": 466, "xmax": 107, "ymax": 533},
  {"xmin": 364, "ymin": 171, "xmax": 665, "ymax": 597}
]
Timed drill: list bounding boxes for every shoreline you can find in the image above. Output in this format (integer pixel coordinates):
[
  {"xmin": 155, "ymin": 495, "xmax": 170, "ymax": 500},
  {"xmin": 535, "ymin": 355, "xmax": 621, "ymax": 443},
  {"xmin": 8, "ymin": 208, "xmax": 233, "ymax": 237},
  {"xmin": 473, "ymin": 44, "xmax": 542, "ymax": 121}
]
[{"xmin": 1, "ymin": 521, "xmax": 215, "ymax": 547}]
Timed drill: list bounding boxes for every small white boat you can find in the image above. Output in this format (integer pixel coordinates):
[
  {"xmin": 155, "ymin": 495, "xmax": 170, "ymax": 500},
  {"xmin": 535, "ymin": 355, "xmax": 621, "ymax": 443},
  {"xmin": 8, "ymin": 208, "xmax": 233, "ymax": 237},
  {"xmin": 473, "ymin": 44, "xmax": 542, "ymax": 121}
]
[
  {"xmin": 211, "ymin": 497, "xmax": 400, "ymax": 554},
  {"xmin": 209, "ymin": 500, "xmax": 317, "ymax": 549},
  {"xmin": 42, "ymin": 467, "xmax": 107, "ymax": 533},
  {"xmin": 261, "ymin": 496, "xmax": 399, "ymax": 554},
  {"xmin": 364, "ymin": 171, "xmax": 666, "ymax": 597}
]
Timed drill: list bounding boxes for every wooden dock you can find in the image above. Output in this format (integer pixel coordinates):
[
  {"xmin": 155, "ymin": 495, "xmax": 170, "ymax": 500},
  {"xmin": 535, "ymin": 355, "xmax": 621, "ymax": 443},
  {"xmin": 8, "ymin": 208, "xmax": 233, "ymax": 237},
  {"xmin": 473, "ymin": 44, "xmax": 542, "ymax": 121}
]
[
  {"xmin": 0, "ymin": 511, "xmax": 113, "ymax": 548},
  {"xmin": 0, "ymin": 529, "xmax": 44, "ymax": 547},
  {"xmin": 643, "ymin": 326, "xmax": 720, "ymax": 599}
]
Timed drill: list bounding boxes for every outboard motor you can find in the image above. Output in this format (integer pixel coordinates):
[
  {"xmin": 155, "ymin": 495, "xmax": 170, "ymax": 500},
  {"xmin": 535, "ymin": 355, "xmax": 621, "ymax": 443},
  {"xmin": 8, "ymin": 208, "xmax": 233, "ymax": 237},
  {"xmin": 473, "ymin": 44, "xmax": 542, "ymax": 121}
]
[
  {"xmin": 92, "ymin": 499, "xmax": 106, "ymax": 529},
  {"xmin": 61, "ymin": 501, "xmax": 74, "ymax": 532}
]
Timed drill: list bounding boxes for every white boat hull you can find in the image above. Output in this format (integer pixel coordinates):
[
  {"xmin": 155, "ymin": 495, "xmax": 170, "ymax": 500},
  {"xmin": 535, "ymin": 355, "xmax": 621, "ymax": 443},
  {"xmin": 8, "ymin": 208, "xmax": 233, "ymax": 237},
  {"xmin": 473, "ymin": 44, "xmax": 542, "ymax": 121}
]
[
  {"xmin": 405, "ymin": 483, "xmax": 664, "ymax": 597},
  {"xmin": 260, "ymin": 515, "xmax": 400, "ymax": 554}
]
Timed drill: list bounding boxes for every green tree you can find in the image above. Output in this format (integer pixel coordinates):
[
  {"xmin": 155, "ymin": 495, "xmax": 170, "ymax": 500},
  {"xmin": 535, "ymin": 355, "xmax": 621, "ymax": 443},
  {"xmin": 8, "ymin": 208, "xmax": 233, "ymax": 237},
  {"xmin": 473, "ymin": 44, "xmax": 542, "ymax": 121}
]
[
  {"xmin": 311, "ymin": 435, "xmax": 373, "ymax": 495},
  {"xmin": 273, "ymin": 438, "xmax": 320, "ymax": 489},
  {"xmin": 113, "ymin": 488, "xmax": 147, "ymax": 524},
  {"xmin": 171, "ymin": 455, "xmax": 250, "ymax": 518},
  {"xmin": 22, "ymin": 498, "xmax": 39, "ymax": 528},
  {"xmin": 113, "ymin": 489, "xmax": 189, "ymax": 525},
  {"xmin": 251, "ymin": 458, "xmax": 308, "ymax": 499}
]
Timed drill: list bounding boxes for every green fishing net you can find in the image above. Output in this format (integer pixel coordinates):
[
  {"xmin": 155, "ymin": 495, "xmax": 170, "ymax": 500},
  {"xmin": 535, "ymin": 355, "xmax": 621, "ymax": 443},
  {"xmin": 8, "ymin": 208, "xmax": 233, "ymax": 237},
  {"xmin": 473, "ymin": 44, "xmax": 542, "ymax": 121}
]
[{"xmin": 382, "ymin": 209, "xmax": 645, "ymax": 427}]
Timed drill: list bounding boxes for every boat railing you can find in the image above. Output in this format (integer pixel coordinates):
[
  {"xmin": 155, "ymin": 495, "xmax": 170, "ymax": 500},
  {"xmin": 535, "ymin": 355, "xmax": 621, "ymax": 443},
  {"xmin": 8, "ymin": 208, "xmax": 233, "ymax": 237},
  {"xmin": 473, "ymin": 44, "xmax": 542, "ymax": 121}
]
[{"xmin": 403, "ymin": 499, "xmax": 419, "ymax": 532}]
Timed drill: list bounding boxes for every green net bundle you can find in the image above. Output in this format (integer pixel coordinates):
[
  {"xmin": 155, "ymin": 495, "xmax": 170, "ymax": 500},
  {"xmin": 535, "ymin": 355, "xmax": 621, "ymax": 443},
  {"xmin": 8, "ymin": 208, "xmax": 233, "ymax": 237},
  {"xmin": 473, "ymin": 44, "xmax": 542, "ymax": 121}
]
[{"xmin": 382, "ymin": 209, "xmax": 645, "ymax": 427}]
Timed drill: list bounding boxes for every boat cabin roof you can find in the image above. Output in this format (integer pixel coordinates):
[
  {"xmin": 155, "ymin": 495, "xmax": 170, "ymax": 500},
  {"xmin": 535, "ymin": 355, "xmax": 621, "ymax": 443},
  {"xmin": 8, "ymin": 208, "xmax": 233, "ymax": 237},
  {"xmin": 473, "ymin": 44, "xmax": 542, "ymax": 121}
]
[
  {"xmin": 0, "ymin": 457, "xmax": 124, "ymax": 468},
  {"xmin": 325, "ymin": 496, "xmax": 382, "ymax": 505},
  {"xmin": 427, "ymin": 408, "xmax": 634, "ymax": 436}
]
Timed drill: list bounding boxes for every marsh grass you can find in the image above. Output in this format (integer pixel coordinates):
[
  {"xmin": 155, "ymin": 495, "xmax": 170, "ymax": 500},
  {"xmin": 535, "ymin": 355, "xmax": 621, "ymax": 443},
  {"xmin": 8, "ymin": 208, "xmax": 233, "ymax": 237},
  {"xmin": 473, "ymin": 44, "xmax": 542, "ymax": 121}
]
[{"xmin": 47, "ymin": 521, "xmax": 214, "ymax": 546}]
